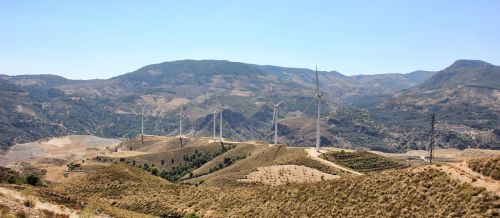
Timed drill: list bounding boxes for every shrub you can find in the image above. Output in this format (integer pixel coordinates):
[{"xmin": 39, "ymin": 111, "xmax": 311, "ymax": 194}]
[
  {"xmin": 151, "ymin": 167, "xmax": 159, "ymax": 176},
  {"xmin": 26, "ymin": 174, "xmax": 41, "ymax": 186},
  {"xmin": 23, "ymin": 199, "xmax": 36, "ymax": 208},
  {"xmin": 7, "ymin": 176, "xmax": 17, "ymax": 184}
]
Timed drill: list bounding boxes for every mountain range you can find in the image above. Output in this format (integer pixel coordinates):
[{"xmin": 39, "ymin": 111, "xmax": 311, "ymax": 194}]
[{"xmin": 0, "ymin": 59, "xmax": 498, "ymax": 152}]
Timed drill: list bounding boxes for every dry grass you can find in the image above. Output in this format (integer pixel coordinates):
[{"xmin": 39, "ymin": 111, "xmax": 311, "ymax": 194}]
[
  {"xmin": 184, "ymin": 145, "xmax": 344, "ymax": 186},
  {"xmin": 54, "ymin": 164, "xmax": 499, "ymax": 217},
  {"xmin": 469, "ymin": 156, "xmax": 500, "ymax": 180}
]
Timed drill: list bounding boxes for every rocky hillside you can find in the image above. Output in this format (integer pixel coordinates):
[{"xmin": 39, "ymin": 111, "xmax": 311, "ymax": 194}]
[{"xmin": 1, "ymin": 59, "xmax": 498, "ymax": 152}]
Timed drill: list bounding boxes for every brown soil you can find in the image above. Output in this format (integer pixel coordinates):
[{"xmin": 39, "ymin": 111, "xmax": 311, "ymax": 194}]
[{"xmin": 238, "ymin": 164, "xmax": 339, "ymax": 185}]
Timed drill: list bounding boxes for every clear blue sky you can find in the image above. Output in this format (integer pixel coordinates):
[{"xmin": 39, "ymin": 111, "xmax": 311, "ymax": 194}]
[{"xmin": 1, "ymin": 0, "xmax": 500, "ymax": 79}]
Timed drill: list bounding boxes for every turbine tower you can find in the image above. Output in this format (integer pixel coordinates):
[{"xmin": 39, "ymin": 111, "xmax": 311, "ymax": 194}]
[
  {"xmin": 219, "ymin": 104, "xmax": 223, "ymax": 141},
  {"xmin": 315, "ymin": 66, "xmax": 322, "ymax": 152},
  {"xmin": 141, "ymin": 106, "xmax": 145, "ymax": 136},
  {"xmin": 213, "ymin": 109, "xmax": 217, "ymax": 139},
  {"xmin": 272, "ymin": 102, "xmax": 282, "ymax": 145},
  {"xmin": 140, "ymin": 105, "xmax": 149, "ymax": 144},
  {"xmin": 179, "ymin": 106, "xmax": 184, "ymax": 138}
]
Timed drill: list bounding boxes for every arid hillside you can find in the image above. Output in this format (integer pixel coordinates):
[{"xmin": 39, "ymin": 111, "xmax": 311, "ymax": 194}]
[{"xmin": 53, "ymin": 164, "xmax": 499, "ymax": 217}]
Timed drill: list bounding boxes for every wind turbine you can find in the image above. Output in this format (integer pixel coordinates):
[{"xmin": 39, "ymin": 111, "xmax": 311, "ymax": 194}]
[
  {"xmin": 140, "ymin": 105, "xmax": 150, "ymax": 136},
  {"xmin": 219, "ymin": 104, "xmax": 223, "ymax": 142},
  {"xmin": 272, "ymin": 102, "xmax": 283, "ymax": 145},
  {"xmin": 178, "ymin": 106, "xmax": 184, "ymax": 138},
  {"xmin": 213, "ymin": 108, "xmax": 218, "ymax": 139},
  {"xmin": 315, "ymin": 66, "xmax": 322, "ymax": 152},
  {"xmin": 140, "ymin": 104, "xmax": 150, "ymax": 144},
  {"xmin": 141, "ymin": 106, "xmax": 145, "ymax": 136}
]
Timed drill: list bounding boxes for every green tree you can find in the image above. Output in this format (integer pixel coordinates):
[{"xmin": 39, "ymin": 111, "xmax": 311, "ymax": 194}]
[
  {"xmin": 151, "ymin": 167, "xmax": 159, "ymax": 176},
  {"xmin": 26, "ymin": 175, "xmax": 41, "ymax": 186},
  {"xmin": 7, "ymin": 176, "xmax": 17, "ymax": 184}
]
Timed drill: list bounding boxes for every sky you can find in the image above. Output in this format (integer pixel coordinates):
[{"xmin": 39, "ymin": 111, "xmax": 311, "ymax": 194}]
[{"xmin": 1, "ymin": 0, "xmax": 500, "ymax": 79}]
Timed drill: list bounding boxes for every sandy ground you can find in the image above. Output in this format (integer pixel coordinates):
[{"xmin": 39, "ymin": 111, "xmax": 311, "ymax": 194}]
[
  {"xmin": 0, "ymin": 135, "xmax": 121, "ymax": 184},
  {"xmin": 239, "ymin": 165, "xmax": 339, "ymax": 185},
  {"xmin": 305, "ymin": 148, "xmax": 364, "ymax": 175},
  {"xmin": 0, "ymin": 135, "xmax": 122, "ymax": 165}
]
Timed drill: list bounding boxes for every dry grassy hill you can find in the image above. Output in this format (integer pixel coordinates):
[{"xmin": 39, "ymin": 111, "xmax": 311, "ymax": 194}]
[
  {"xmin": 469, "ymin": 156, "xmax": 500, "ymax": 180},
  {"xmin": 54, "ymin": 164, "xmax": 500, "ymax": 217},
  {"xmin": 184, "ymin": 145, "xmax": 348, "ymax": 186}
]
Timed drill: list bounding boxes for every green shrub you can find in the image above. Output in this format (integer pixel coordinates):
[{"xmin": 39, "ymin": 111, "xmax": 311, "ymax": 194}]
[
  {"xmin": 7, "ymin": 176, "xmax": 17, "ymax": 184},
  {"xmin": 151, "ymin": 167, "xmax": 159, "ymax": 176},
  {"xmin": 26, "ymin": 174, "xmax": 41, "ymax": 186}
]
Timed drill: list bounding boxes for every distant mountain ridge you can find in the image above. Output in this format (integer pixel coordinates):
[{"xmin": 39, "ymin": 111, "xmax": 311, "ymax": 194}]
[{"xmin": 0, "ymin": 59, "xmax": 497, "ymax": 152}]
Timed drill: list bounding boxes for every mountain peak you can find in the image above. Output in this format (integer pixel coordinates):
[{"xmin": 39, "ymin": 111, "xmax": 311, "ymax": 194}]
[{"xmin": 448, "ymin": 59, "xmax": 493, "ymax": 69}]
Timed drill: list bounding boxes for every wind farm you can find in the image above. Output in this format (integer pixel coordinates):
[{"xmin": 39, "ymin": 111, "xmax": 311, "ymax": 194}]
[{"xmin": 1, "ymin": 1, "xmax": 499, "ymax": 217}]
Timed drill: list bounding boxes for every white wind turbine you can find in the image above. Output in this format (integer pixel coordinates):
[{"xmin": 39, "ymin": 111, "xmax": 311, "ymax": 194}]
[
  {"xmin": 178, "ymin": 106, "xmax": 185, "ymax": 138},
  {"xmin": 140, "ymin": 105, "xmax": 150, "ymax": 136},
  {"xmin": 272, "ymin": 101, "xmax": 283, "ymax": 145},
  {"xmin": 315, "ymin": 66, "xmax": 322, "ymax": 152},
  {"xmin": 213, "ymin": 107, "xmax": 219, "ymax": 139},
  {"xmin": 219, "ymin": 104, "xmax": 223, "ymax": 141}
]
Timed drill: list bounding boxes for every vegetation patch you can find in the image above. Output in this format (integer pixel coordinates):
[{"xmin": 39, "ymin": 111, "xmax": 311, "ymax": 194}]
[
  {"xmin": 158, "ymin": 144, "xmax": 235, "ymax": 181},
  {"xmin": 323, "ymin": 150, "xmax": 406, "ymax": 172}
]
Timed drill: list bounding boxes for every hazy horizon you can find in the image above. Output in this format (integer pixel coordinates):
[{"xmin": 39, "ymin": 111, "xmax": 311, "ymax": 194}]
[{"xmin": 2, "ymin": 0, "xmax": 500, "ymax": 79}]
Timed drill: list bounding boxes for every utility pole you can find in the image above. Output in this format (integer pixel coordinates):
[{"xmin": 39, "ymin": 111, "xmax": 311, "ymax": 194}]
[{"xmin": 429, "ymin": 113, "xmax": 435, "ymax": 164}]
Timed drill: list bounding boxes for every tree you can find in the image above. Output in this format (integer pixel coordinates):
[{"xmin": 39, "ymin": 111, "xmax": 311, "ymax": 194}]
[
  {"xmin": 143, "ymin": 163, "xmax": 150, "ymax": 171},
  {"xmin": 7, "ymin": 176, "xmax": 17, "ymax": 184},
  {"xmin": 26, "ymin": 174, "xmax": 41, "ymax": 186},
  {"xmin": 151, "ymin": 167, "xmax": 159, "ymax": 176}
]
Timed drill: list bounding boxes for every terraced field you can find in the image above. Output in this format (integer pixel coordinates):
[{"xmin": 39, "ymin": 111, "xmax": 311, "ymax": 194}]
[{"xmin": 322, "ymin": 150, "xmax": 406, "ymax": 172}]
